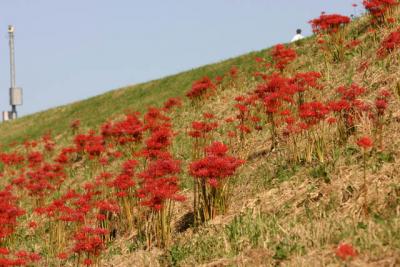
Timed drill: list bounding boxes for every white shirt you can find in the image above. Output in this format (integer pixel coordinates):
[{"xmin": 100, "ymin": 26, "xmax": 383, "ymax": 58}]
[{"xmin": 291, "ymin": 34, "xmax": 304, "ymax": 42}]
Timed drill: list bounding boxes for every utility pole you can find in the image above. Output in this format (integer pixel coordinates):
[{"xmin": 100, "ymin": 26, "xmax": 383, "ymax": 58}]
[{"xmin": 3, "ymin": 25, "xmax": 22, "ymax": 121}]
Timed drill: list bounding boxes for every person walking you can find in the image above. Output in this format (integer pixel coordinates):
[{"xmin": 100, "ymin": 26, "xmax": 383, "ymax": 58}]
[{"xmin": 291, "ymin": 29, "xmax": 304, "ymax": 42}]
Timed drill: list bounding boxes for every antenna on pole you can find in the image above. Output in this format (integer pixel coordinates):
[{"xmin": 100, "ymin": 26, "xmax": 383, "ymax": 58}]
[{"xmin": 3, "ymin": 25, "xmax": 23, "ymax": 121}]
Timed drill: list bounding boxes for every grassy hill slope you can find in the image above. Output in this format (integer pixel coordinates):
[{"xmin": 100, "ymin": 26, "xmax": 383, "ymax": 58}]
[
  {"xmin": 0, "ymin": 9, "xmax": 399, "ymax": 267},
  {"xmin": 0, "ymin": 48, "xmax": 269, "ymax": 145}
]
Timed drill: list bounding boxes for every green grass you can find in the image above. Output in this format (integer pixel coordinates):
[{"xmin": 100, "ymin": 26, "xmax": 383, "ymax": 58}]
[{"xmin": 0, "ymin": 47, "xmax": 276, "ymax": 145}]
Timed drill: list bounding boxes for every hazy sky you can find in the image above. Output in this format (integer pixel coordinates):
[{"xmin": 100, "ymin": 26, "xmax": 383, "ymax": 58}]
[{"xmin": 0, "ymin": 0, "xmax": 360, "ymax": 117}]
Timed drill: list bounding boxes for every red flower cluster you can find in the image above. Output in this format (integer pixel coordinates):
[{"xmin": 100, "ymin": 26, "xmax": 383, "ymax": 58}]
[
  {"xmin": 299, "ymin": 101, "xmax": 330, "ymax": 126},
  {"xmin": 35, "ymin": 189, "xmax": 93, "ymax": 224},
  {"xmin": 375, "ymin": 89, "xmax": 391, "ymax": 115},
  {"xmin": 188, "ymin": 120, "xmax": 218, "ymax": 139},
  {"xmin": 27, "ymin": 151, "xmax": 43, "ymax": 168},
  {"xmin": 309, "ymin": 14, "xmax": 350, "ymax": 34},
  {"xmin": 74, "ymin": 131, "xmax": 105, "ymax": 158},
  {"xmin": 110, "ymin": 160, "xmax": 138, "ymax": 197},
  {"xmin": 142, "ymin": 127, "xmax": 173, "ymax": 159},
  {"xmin": 291, "ymin": 72, "xmax": 322, "ymax": 92},
  {"xmin": 363, "ymin": 0, "xmax": 398, "ymax": 20},
  {"xmin": 357, "ymin": 136, "xmax": 373, "ymax": 149},
  {"xmin": 163, "ymin": 97, "xmax": 182, "ymax": 111},
  {"xmin": 186, "ymin": 77, "xmax": 216, "ymax": 100},
  {"xmin": 0, "ymin": 190, "xmax": 25, "ymax": 240},
  {"xmin": 72, "ymin": 227, "xmax": 108, "ymax": 261},
  {"xmin": 271, "ymin": 44, "xmax": 297, "ymax": 71},
  {"xmin": 101, "ymin": 113, "xmax": 143, "ymax": 145},
  {"xmin": 24, "ymin": 163, "xmax": 66, "ymax": 198},
  {"xmin": 55, "ymin": 147, "xmax": 76, "ymax": 165},
  {"xmin": 377, "ymin": 28, "xmax": 400, "ymax": 58},
  {"xmin": 0, "ymin": 249, "xmax": 41, "ymax": 266},
  {"xmin": 0, "ymin": 152, "xmax": 24, "ymax": 167},
  {"xmin": 337, "ymin": 84, "xmax": 366, "ymax": 102},
  {"xmin": 335, "ymin": 243, "xmax": 358, "ymax": 260},
  {"xmin": 189, "ymin": 142, "xmax": 244, "ymax": 187},
  {"xmin": 138, "ymin": 157, "xmax": 184, "ymax": 210}
]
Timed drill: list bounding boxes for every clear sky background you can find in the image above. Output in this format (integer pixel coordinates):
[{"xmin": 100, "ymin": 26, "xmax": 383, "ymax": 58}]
[{"xmin": 0, "ymin": 0, "xmax": 361, "ymax": 117}]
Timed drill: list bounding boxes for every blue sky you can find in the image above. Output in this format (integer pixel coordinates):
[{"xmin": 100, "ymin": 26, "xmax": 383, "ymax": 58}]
[{"xmin": 0, "ymin": 0, "xmax": 361, "ymax": 116}]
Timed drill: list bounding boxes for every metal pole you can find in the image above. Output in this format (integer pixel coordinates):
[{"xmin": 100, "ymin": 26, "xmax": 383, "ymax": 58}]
[
  {"xmin": 9, "ymin": 26, "xmax": 16, "ymax": 89},
  {"xmin": 8, "ymin": 25, "xmax": 17, "ymax": 119}
]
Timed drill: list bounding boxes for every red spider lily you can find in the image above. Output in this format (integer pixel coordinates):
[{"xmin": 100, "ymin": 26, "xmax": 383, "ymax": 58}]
[
  {"xmin": 255, "ymin": 73, "xmax": 296, "ymax": 148},
  {"xmin": 225, "ymin": 117, "xmax": 235, "ymax": 123},
  {"xmin": 96, "ymin": 199, "xmax": 120, "ymax": 215},
  {"xmin": 189, "ymin": 142, "xmax": 245, "ymax": 188},
  {"xmin": 55, "ymin": 146, "xmax": 76, "ymax": 164},
  {"xmin": 28, "ymin": 221, "xmax": 38, "ymax": 229},
  {"xmin": 74, "ymin": 131, "xmax": 105, "ymax": 158},
  {"xmin": 110, "ymin": 174, "xmax": 135, "ymax": 197},
  {"xmin": 42, "ymin": 133, "xmax": 55, "ymax": 152},
  {"xmin": 230, "ymin": 66, "xmax": 238, "ymax": 78},
  {"xmin": 227, "ymin": 131, "xmax": 236, "ymax": 138},
  {"xmin": 375, "ymin": 89, "xmax": 390, "ymax": 115},
  {"xmin": 139, "ymin": 157, "xmax": 180, "ymax": 180},
  {"xmin": 27, "ymin": 151, "xmax": 43, "ymax": 168},
  {"xmin": 327, "ymin": 117, "xmax": 337, "ymax": 124},
  {"xmin": 373, "ymin": 89, "xmax": 390, "ymax": 150},
  {"xmin": 255, "ymin": 73, "xmax": 295, "ymax": 100},
  {"xmin": 190, "ymin": 142, "xmax": 244, "ymax": 222},
  {"xmin": 337, "ymin": 84, "xmax": 366, "ymax": 102},
  {"xmin": 0, "ymin": 152, "xmax": 24, "ymax": 167},
  {"xmin": 328, "ymin": 85, "xmax": 368, "ymax": 142},
  {"xmin": 24, "ymin": 163, "xmax": 66, "ymax": 198},
  {"xmin": 0, "ymin": 250, "xmax": 41, "ymax": 266},
  {"xmin": 72, "ymin": 227, "xmax": 108, "ymax": 258},
  {"xmin": 363, "ymin": 0, "xmax": 398, "ymax": 20},
  {"xmin": 255, "ymin": 57, "xmax": 264, "ymax": 63},
  {"xmin": 377, "ymin": 28, "xmax": 400, "ymax": 58},
  {"xmin": 271, "ymin": 44, "xmax": 297, "ymax": 71},
  {"xmin": 299, "ymin": 101, "xmax": 330, "ymax": 126},
  {"xmin": 336, "ymin": 243, "xmax": 358, "ymax": 260},
  {"xmin": 57, "ymin": 252, "xmax": 69, "ymax": 260},
  {"xmin": 188, "ymin": 121, "xmax": 218, "ymax": 139},
  {"xmin": 110, "ymin": 160, "xmax": 138, "ymax": 196},
  {"xmin": 234, "ymin": 102, "xmax": 251, "ymax": 139},
  {"xmin": 291, "ymin": 72, "xmax": 322, "ymax": 93},
  {"xmin": 139, "ymin": 176, "xmax": 185, "ymax": 210},
  {"xmin": 143, "ymin": 107, "xmax": 171, "ymax": 131},
  {"xmin": 95, "ymin": 172, "xmax": 113, "ymax": 185},
  {"xmin": 253, "ymin": 72, "xmax": 268, "ymax": 81},
  {"xmin": 163, "ymin": 97, "xmax": 182, "ymax": 111},
  {"xmin": 309, "ymin": 13, "xmax": 350, "ymax": 34},
  {"xmin": 387, "ymin": 17, "xmax": 396, "ymax": 24},
  {"xmin": 357, "ymin": 136, "xmax": 373, "ymax": 149},
  {"xmin": 0, "ymin": 248, "xmax": 9, "ymax": 255},
  {"xmin": 23, "ymin": 140, "xmax": 39, "ymax": 150},
  {"xmin": 84, "ymin": 258, "xmax": 93, "ymax": 266},
  {"xmin": 186, "ymin": 76, "xmax": 216, "ymax": 100},
  {"xmin": 215, "ymin": 75, "xmax": 224, "ymax": 85},
  {"xmin": 0, "ymin": 189, "xmax": 25, "ymax": 240},
  {"xmin": 101, "ymin": 113, "xmax": 143, "ymax": 145},
  {"xmin": 144, "ymin": 127, "xmax": 172, "ymax": 153},
  {"xmin": 203, "ymin": 112, "xmax": 215, "ymax": 119},
  {"xmin": 35, "ymin": 190, "xmax": 90, "ymax": 223}
]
